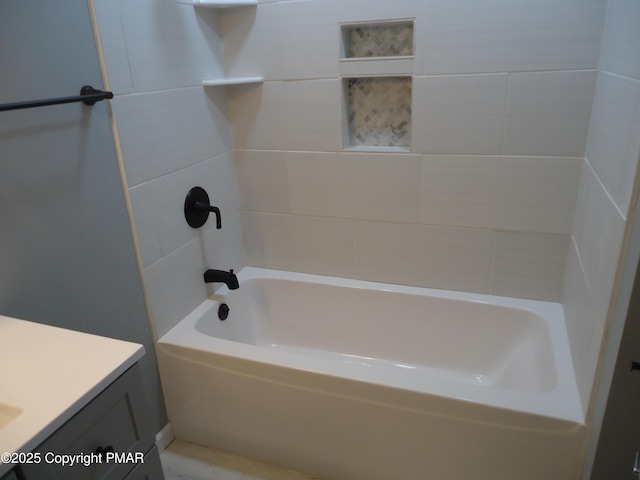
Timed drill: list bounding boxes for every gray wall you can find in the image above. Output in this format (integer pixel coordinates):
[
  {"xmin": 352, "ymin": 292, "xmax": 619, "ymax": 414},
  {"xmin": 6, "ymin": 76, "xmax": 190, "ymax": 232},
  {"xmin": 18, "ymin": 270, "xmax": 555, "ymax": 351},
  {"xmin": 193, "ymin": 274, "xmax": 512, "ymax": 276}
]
[{"xmin": 0, "ymin": 0, "xmax": 166, "ymax": 432}]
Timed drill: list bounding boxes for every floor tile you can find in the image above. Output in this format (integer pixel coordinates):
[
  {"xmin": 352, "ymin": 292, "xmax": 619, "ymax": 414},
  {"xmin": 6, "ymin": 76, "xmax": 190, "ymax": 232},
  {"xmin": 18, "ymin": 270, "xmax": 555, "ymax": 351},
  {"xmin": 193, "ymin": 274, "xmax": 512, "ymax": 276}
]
[{"xmin": 160, "ymin": 440, "xmax": 325, "ymax": 480}]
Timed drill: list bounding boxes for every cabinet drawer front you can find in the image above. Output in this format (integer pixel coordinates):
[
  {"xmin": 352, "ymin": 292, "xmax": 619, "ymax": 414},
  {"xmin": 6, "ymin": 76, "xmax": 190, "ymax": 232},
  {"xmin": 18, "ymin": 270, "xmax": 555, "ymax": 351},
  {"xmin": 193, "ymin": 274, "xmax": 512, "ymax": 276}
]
[{"xmin": 20, "ymin": 365, "xmax": 154, "ymax": 480}]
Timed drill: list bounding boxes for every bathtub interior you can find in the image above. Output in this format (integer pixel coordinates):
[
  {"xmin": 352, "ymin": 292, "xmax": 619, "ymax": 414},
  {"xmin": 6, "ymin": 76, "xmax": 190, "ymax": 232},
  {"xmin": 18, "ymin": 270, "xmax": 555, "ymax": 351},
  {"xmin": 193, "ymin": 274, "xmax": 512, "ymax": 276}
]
[
  {"xmin": 158, "ymin": 268, "xmax": 586, "ymax": 479},
  {"xmin": 196, "ymin": 276, "xmax": 558, "ymax": 394}
]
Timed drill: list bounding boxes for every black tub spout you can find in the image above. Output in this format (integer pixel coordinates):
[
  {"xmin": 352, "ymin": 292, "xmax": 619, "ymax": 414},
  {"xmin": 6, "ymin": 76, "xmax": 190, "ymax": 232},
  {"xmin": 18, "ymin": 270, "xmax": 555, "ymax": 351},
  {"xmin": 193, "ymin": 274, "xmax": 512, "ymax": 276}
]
[{"xmin": 204, "ymin": 269, "xmax": 239, "ymax": 290}]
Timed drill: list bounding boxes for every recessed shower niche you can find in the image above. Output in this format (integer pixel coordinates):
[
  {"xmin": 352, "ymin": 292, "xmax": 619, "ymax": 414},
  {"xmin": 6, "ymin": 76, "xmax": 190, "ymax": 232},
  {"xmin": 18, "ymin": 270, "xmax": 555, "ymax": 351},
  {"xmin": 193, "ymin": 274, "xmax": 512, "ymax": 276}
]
[
  {"xmin": 344, "ymin": 76, "xmax": 412, "ymax": 150},
  {"xmin": 341, "ymin": 21, "xmax": 413, "ymax": 59},
  {"xmin": 340, "ymin": 20, "xmax": 413, "ymax": 151}
]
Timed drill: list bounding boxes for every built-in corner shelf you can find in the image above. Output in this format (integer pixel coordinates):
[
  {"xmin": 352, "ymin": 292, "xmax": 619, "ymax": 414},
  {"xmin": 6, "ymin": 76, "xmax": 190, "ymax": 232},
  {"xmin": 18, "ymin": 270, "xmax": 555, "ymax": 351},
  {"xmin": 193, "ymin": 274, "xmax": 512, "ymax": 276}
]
[
  {"xmin": 193, "ymin": 0, "xmax": 257, "ymax": 8},
  {"xmin": 202, "ymin": 77, "xmax": 263, "ymax": 87}
]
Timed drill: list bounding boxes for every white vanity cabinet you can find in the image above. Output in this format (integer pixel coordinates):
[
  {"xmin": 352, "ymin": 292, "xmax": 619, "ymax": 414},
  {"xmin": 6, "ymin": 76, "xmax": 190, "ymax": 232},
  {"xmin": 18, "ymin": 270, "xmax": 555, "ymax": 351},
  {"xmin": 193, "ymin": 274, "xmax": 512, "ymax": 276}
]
[{"xmin": 15, "ymin": 365, "xmax": 163, "ymax": 480}]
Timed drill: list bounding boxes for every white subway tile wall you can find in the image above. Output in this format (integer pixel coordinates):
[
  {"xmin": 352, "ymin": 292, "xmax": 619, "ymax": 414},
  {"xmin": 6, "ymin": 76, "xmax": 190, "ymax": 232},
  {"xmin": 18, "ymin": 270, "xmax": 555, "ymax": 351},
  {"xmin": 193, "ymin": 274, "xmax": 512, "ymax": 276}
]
[
  {"xmin": 220, "ymin": 3, "xmax": 283, "ymax": 81},
  {"xmin": 117, "ymin": 0, "xmax": 224, "ymax": 93},
  {"xmin": 287, "ymin": 152, "xmax": 420, "ymax": 222},
  {"xmin": 585, "ymin": 71, "xmax": 640, "ymax": 214},
  {"xmin": 412, "ymin": 74, "xmax": 508, "ymax": 155},
  {"xmin": 503, "ymin": 70, "xmax": 598, "ymax": 157},
  {"xmin": 419, "ymin": 155, "xmax": 582, "ymax": 234},
  {"xmin": 354, "ymin": 222, "xmax": 495, "ymax": 294},
  {"xmin": 229, "ymin": 80, "xmax": 342, "ymax": 152},
  {"xmin": 220, "ymin": 0, "xmax": 607, "ymax": 304},
  {"xmin": 563, "ymin": 0, "xmax": 640, "ymax": 412},
  {"xmin": 113, "ymin": 86, "xmax": 232, "ymax": 187},
  {"xmin": 241, "ymin": 212, "xmax": 355, "ymax": 278},
  {"xmin": 423, "ymin": 0, "xmax": 605, "ymax": 74},
  {"xmin": 92, "ymin": 0, "xmax": 244, "ymax": 338},
  {"xmin": 492, "ymin": 233, "xmax": 571, "ymax": 301}
]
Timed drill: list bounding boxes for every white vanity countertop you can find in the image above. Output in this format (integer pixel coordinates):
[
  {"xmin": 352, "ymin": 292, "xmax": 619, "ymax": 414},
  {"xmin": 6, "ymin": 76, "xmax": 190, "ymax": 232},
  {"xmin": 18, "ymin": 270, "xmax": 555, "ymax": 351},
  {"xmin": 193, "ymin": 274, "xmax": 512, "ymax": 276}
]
[{"xmin": 0, "ymin": 315, "xmax": 144, "ymax": 476}]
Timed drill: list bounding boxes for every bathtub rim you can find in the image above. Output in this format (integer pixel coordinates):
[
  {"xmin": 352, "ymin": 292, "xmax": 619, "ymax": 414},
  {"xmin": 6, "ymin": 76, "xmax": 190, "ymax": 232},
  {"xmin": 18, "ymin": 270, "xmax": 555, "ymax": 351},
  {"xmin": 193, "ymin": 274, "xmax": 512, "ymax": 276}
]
[{"xmin": 160, "ymin": 267, "xmax": 584, "ymax": 426}]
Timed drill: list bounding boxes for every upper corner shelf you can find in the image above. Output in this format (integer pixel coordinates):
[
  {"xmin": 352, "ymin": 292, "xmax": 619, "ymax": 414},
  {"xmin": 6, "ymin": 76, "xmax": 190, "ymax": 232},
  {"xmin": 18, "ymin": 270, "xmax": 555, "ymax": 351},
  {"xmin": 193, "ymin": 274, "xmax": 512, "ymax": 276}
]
[
  {"xmin": 202, "ymin": 77, "xmax": 263, "ymax": 87},
  {"xmin": 193, "ymin": 0, "xmax": 257, "ymax": 7}
]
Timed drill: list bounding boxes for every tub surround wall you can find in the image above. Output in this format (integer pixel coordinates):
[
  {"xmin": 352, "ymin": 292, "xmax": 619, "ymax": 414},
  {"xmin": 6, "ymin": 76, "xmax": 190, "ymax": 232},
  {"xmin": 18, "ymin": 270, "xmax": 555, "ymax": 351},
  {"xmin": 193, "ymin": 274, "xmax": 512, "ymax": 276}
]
[
  {"xmin": 563, "ymin": 0, "xmax": 640, "ymax": 414},
  {"xmin": 227, "ymin": 0, "xmax": 605, "ymax": 303},
  {"xmin": 91, "ymin": 0, "xmax": 245, "ymax": 339},
  {"xmin": 89, "ymin": 0, "xmax": 640, "ymax": 445}
]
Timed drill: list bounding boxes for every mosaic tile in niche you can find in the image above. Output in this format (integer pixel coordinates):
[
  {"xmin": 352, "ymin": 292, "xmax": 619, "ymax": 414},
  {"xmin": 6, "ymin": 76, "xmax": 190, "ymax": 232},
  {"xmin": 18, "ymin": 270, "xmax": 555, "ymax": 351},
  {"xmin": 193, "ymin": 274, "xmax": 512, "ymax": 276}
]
[
  {"xmin": 344, "ymin": 22, "xmax": 413, "ymax": 58},
  {"xmin": 347, "ymin": 77, "xmax": 411, "ymax": 148}
]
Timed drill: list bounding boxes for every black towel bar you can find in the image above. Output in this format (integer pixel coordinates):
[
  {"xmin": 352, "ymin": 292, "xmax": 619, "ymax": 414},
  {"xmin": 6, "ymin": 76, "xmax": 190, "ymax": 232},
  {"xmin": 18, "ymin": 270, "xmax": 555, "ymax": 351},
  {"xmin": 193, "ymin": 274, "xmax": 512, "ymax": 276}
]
[{"xmin": 0, "ymin": 85, "xmax": 113, "ymax": 112}]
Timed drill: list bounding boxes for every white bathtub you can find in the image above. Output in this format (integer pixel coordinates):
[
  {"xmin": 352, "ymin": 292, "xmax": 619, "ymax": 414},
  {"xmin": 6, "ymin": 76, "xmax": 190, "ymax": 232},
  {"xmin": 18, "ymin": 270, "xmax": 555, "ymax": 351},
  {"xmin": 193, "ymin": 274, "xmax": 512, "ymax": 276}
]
[{"xmin": 157, "ymin": 267, "xmax": 586, "ymax": 480}]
